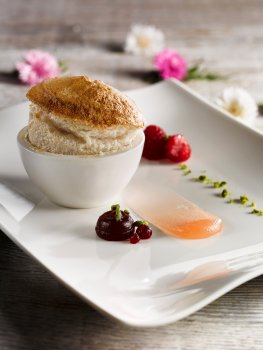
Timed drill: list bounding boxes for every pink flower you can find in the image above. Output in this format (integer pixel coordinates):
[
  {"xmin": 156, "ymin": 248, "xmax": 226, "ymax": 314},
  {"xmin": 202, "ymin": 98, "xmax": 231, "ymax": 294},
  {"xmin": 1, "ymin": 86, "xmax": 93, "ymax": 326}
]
[
  {"xmin": 154, "ymin": 49, "xmax": 188, "ymax": 80},
  {"xmin": 16, "ymin": 50, "xmax": 60, "ymax": 86}
]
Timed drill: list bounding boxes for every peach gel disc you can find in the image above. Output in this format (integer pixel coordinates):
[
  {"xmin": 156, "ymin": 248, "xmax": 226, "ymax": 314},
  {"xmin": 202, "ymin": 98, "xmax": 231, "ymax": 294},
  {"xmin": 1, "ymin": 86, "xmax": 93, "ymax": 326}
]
[{"xmin": 124, "ymin": 183, "xmax": 223, "ymax": 239}]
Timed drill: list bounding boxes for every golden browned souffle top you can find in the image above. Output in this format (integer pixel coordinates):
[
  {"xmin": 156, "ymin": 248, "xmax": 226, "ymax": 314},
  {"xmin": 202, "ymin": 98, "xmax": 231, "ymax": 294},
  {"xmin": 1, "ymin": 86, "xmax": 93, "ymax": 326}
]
[{"xmin": 26, "ymin": 76, "xmax": 145, "ymax": 129}]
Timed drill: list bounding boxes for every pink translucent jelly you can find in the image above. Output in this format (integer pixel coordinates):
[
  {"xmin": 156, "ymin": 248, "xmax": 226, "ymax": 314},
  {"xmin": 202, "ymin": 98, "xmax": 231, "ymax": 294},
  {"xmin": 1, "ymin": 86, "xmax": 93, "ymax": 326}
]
[{"xmin": 124, "ymin": 183, "xmax": 223, "ymax": 239}]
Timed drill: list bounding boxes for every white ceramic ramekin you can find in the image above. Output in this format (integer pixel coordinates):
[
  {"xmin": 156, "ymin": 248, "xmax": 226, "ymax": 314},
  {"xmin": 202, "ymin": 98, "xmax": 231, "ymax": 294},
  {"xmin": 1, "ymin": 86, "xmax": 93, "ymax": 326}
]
[{"xmin": 17, "ymin": 127, "xmax": 144, "ymax": 208}]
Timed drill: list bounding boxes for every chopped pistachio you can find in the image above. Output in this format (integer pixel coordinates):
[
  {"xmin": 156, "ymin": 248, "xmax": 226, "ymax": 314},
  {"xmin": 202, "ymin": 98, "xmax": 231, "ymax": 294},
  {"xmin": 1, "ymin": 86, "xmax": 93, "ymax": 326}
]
[
  {"xmin": 252, "ymin": 209, "xmax": 260, "ymax": 214},
  {"xmin": 180, "ymin": 164, "xmax": 188, "ymax": 170},
  {"xmin": 240, "ymin": 195, "xmax": 249, "ymax": 205},
  {"xmin": 133, "ymin": 220, "xmax": 148, "ymax": 227},
  {"xmin": 115, "ymin": 205, "xmax": 121, "ymax": 221},
  {"xmin": 198, "ymin": 175, "xmax": 207, "ymax": 182},
  {"xmin": 182, "ymin": 168, "xmax": 261, "ymax": 217},
  {"xmin": 183, "ymin": 170, "xmax": 192, "ymax": 176},
  {"xmin": 124, "ymin": 209, "xmax": 130, "ymax": 214},
  {"xmin": 221, "ymin": 189, "xmax": 228, "ymax": 198}
]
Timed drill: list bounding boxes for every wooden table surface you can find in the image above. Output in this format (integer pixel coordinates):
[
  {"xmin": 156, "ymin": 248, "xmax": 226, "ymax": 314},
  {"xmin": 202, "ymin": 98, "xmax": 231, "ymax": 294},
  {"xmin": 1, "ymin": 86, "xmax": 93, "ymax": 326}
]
[{"xmin": 1, "ymin": 0, "xmax": 263, "ymax": 349}]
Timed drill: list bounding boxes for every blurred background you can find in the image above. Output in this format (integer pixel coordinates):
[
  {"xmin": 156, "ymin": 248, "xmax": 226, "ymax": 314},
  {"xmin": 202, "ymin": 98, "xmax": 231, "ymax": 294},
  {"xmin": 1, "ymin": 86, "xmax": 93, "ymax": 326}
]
[{"xmin": 1, "ymin": 0, "xmax": 263, "ymax": 107}]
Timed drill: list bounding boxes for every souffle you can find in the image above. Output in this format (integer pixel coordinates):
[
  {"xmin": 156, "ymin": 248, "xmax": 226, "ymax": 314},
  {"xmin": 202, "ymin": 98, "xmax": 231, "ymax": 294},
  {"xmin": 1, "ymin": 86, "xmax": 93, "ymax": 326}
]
[{"xmin": 26, "ymin": 76, "xmax": 145, "ymax": 155}]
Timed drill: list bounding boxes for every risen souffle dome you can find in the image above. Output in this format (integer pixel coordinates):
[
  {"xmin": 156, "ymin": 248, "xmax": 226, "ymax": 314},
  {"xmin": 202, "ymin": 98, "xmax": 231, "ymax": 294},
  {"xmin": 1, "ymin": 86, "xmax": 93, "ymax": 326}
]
[{"xmin": 26, "ymin": 76, "xmax": 145, "ymax": 155}]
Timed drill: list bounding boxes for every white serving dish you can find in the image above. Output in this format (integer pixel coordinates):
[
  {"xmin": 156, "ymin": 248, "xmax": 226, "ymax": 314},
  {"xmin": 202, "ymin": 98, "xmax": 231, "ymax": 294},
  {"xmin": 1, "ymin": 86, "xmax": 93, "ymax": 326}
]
[
  {"xmin": 1, "ymin": 79, "xmax": 263, "ymax": 327},
  {"xmin": 17, "ymin": 127, "xmax": 144, "ymax": 208}
]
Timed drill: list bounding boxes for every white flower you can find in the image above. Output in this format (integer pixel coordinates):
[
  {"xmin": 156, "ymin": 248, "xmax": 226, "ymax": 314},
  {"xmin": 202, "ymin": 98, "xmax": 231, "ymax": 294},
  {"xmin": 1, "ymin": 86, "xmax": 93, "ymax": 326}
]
[
  {"xmin": 125, "ymin": 24, "xmax": 164, "ymax": 56},
  {"xmin": 215, "ymin": 87, "xmax": 258, "ymax": 125}
]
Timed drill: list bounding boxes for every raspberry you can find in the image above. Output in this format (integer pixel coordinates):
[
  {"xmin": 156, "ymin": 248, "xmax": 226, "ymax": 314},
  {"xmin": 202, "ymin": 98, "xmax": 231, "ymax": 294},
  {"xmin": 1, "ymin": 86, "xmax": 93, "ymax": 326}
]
[
  {"xmin": 143, "ymin": 125, "xmax": 166, "ymax": 160},
  {"xmin": 136, "ymin": 224, "xmax": 152, "ymax": 239},
  {"xmin": 165, "ymin": 134, "xmax": 191, "ymax": 163},
  {"xmin": 129, "ymin": 233, "xmax": 140, "ymax": 244}
]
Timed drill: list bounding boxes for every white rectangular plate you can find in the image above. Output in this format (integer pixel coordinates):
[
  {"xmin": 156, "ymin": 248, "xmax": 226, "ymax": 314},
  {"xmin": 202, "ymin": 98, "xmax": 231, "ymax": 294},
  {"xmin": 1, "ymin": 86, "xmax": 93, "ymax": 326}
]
[{"xmin": 1, "ymin": 80, "xmax": 263, "ymax": 327}]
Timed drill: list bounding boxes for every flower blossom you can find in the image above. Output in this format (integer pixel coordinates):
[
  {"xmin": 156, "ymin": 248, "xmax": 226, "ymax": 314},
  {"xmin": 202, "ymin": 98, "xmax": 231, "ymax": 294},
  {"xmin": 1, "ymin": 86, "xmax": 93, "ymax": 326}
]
[
  {"xmin": 215, "ymin": 87, "xmax": 258, "ymax": 125},
  {"xmin": 125, "ymin": 24, "xmax": 164, "ymax": 56},
  {"xmin": 16, "ymin": 50, "xmax": 60, "ymax": 86},
  {"xmin": 154, "ymin": 49, "xmax": 188, "ymax": 80}
]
